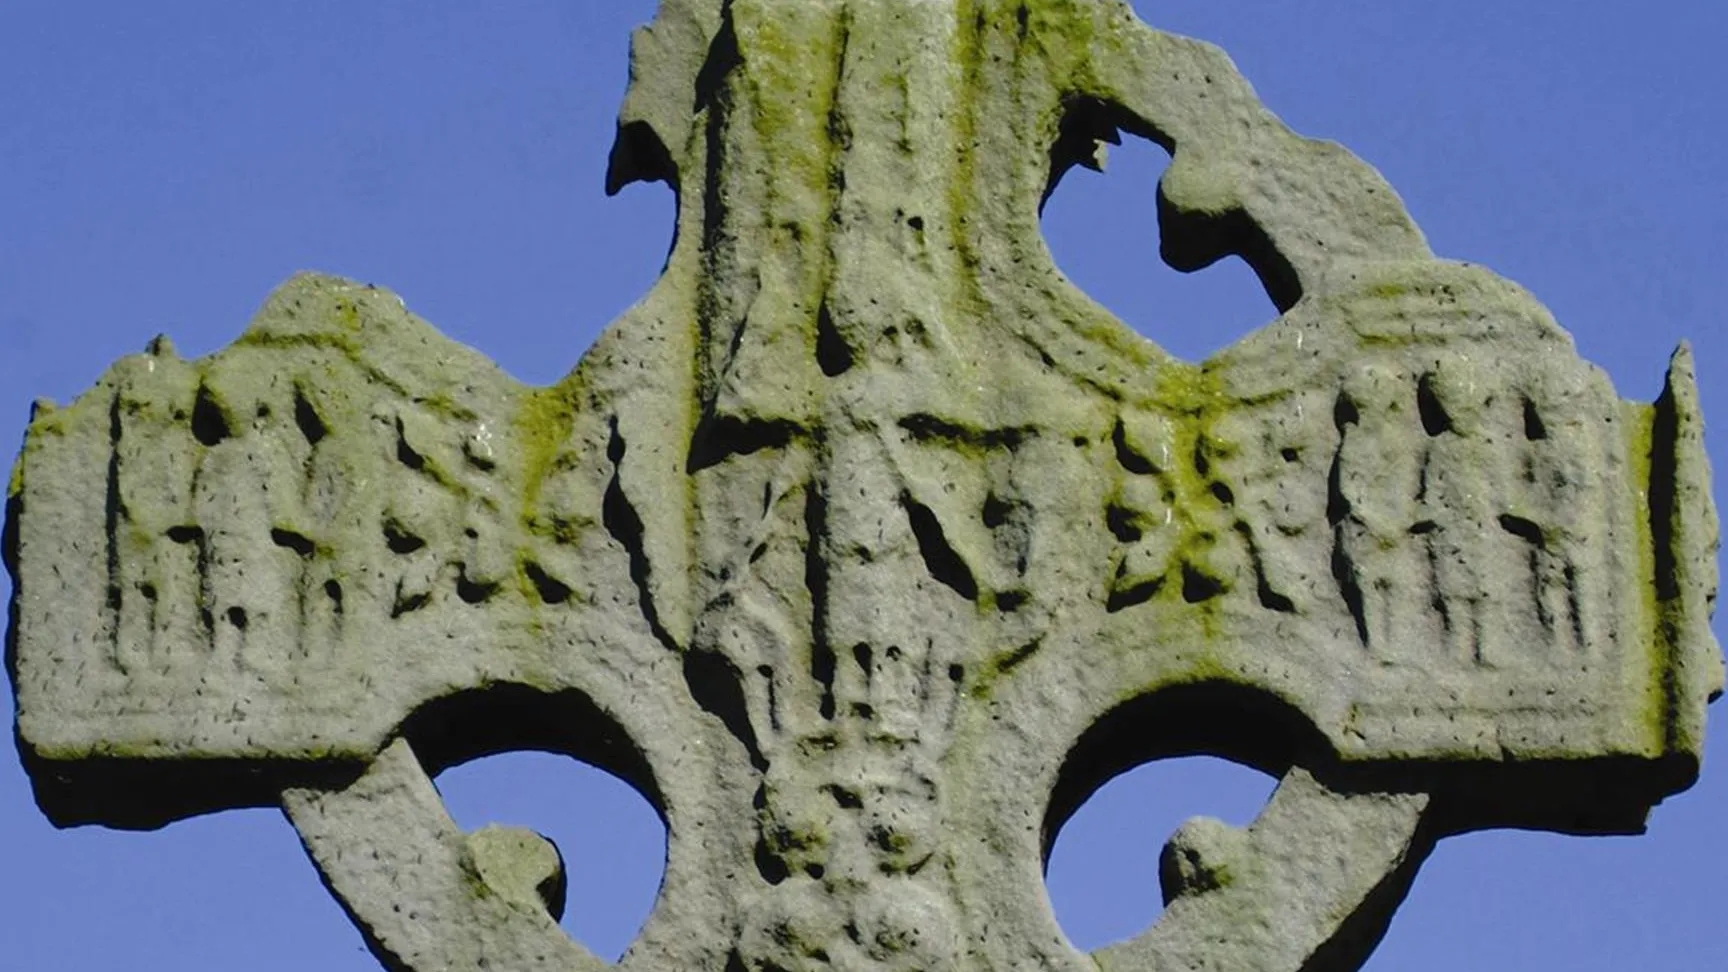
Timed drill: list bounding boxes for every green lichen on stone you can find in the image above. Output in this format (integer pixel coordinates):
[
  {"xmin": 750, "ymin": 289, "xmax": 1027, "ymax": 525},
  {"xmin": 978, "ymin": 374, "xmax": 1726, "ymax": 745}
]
[
  {"xmin": 6, "ymin": 4, "xmax": 1717, "ymax": 972},
  {"xmin": 514, "ymin": 384, "xmax": 579, "ymax": 513},
  {"xmin": 1621, "ymin": 398, "xmax": 1671, "ymax": 755}
]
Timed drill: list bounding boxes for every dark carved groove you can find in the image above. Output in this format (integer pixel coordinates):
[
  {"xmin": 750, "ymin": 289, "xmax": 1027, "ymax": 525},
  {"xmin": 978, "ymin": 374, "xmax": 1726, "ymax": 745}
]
[
  {"xmin": 685, "ymin": 650, "xmax": 766, "ymax": 773},
  {"xmin": 1649, "ymin": 369, "xmax": 1687, "ymax": 751},
  {"xmin": 293, "ymin": 387, "xmax": 328, "ymax": 446},
  {"xmin": 523, "ymin": 561, "xmax": 574, "ymax": 605},
  {"xmin": 899, "ymin": 414, "xmax": 1026, "ymax": 450},
  {"xmin": 852, "ymin": 642, "xmax": 873, "ymax": 683},
  {"xmin": 1416, "ymin": 374, "xmax": 1451, "ymax": 437},
  {"xmin": 806, "ymin": 481, "xmax": 837, "ymax": 721},
  {"xmin": 1565, "ymin": 564, "xmax": 1586, "ymax": 650},
  {"xmin": 1327, "ymin": 393, "xmax": 1356, "ymax": 528},
  {"xmin": 1498, "ymin": 514, "xmax": 1545, "ymax": 548},
  {"xmin": 691, "ymin": 0, "xmax": 741, "ymax": 408},
  {"xmin": 272, "ymin": 528, "xmax": 316, "ymax": 558},
  {"xmin": 815, "ymin": 301, "xmax": 854, "ymax": 377},
  {"xmin": 1180, "ymin": 563, "xmax": 1226, "ymax": 604},
  {"xmin": 902, "ymin": 492, "xmax": 978, "ymax": 602},
  {"xmin": 383, "ymin": 519, "xmax": 426, "ymax": 555},
  {"xmin": 754, "ymin": 838, "xmax": 790, "ymax": 886},
  {"xmin": 191, "ymin": 385, "xmax": 231, "ymax": 447},
  {"xmin": 1649, "ymin": 380, "xmax": 1683, "ymax": 603},
  {"xmin": 1331, "ymin": 528, "xmax": 1369, "ymax": 646},
  {"xmin": 1112, "ymin": 419, "xmax": 1157, "ymax": 475},
  {"xmin": 1236, "ymin": 523, "xmax": 1297, "ymax": 614},
  {"xmin": 693, "ymin": 0, "xmax": 741, "ymax": 115},
  {"xmin": 164, "ymin": 523, "xmax": 213, "ymax": 639},
  {"xmin": 455, "ymin": 568, "xmax": 498, "ymax": 605},
  {"xmin": 394, "ymin": 418, "xmax": 426, "ymax": 471},
  {"xmin": 687, "ymin": 415, "xmax": 799, "ymax": 474},
  {"xmin": 1107, "ymin": 573, "xmax": 1162, "ymax": 614},
  {"xmin": 1522, "ymin": 398, "xmax": 1547, "ymax": 441},
  {"xmin": 1106, "ymin": 504, "xmax": 1143, "ymax": 543},
  {"xmin": 1192, "ymin": 438, "xmax": 1211, "ymax": 478},
  {"xmin": 390, "ymin": 585, "xmax": 430, "ymax": 619},
  {"xmin": 166, "ymin": 525, "xmax": 205, "ymax": 545},
  {"xmin": 993, "ymin": 639, "xmax": 1042, "ymax": 676},
  {"xmin": 104, "ymin": 393, "xmax": 123, "ymax": 645},
  {"xmin": 602, "ymin": 420, "xmax": 680, "ymax": 652}
]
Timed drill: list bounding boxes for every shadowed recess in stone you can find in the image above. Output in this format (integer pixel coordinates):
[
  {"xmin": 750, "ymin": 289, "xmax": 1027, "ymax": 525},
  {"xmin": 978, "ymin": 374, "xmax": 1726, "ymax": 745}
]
[{"xmin": 6, "ymin": 2, "xmax": 1719, "ymax": 971}]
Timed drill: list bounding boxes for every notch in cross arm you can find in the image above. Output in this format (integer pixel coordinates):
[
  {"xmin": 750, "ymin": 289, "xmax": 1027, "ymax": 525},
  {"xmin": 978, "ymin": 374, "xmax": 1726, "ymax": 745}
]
[{"xmin": 5, "ymin": 274, "xmax": 629, "ymax": 829}]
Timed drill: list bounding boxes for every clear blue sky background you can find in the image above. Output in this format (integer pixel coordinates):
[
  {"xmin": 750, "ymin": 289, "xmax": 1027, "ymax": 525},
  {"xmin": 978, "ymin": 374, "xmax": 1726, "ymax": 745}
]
[{"xmin": 2, "ymin": 2, "xmax": 1723, "ymax": 969}]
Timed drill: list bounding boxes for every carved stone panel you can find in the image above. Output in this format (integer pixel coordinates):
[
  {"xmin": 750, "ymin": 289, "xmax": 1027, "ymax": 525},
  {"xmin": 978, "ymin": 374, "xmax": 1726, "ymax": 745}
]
[{"xmin": 8, "ymin": 2, "xmax": 1719, "ymax": 971}]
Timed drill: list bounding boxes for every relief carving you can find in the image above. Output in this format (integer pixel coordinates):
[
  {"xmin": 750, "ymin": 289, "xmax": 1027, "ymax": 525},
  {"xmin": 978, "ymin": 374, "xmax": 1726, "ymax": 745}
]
[{"xmin": 7, "ymin": 2, "xmax": 1718, "ymax": 970}]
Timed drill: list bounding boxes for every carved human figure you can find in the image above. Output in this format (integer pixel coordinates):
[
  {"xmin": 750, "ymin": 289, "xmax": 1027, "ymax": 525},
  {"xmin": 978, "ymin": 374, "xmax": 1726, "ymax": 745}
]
[
  {"xmin": 1210, "ymin": 387, "xmax": 1334, "ymax": 616},
  {"xmin": 7, "ymin": 5, "xmax": 1718, "ymax": 972},
  {"xmin": 1504, "ymin": 365, "xmax": 1607, "ymax": 658},
  {"xmin": 1413, "ymin": 358, "xmax": 1521, "ymax": 666},
  {"xmin": 111, "ymin": 343, "xmax": 203, "ymax": 673},
  {"xmin": 1334, "ymin": 362, "xmax": 1428, "ymax": 658}
]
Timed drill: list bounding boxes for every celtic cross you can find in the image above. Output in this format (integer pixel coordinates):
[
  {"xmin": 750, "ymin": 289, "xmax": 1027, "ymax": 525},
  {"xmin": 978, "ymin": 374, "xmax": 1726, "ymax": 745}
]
[{"xmin": 8, "ymin": 2, "xmax": 1720, "ymax": 970}]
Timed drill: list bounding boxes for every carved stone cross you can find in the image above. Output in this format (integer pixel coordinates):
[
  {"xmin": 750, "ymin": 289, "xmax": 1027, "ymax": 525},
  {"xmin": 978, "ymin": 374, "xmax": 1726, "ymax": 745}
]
[{"xmin": 8, "ymin": 2, "xmax": 1720, "ymax": 970}]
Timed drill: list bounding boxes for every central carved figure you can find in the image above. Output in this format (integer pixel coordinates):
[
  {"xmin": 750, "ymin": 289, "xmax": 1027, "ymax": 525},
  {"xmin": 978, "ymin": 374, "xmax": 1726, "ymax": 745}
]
[{"xmin": 8, "ymin": 2, "xmax": 1718, "ymax": 971}]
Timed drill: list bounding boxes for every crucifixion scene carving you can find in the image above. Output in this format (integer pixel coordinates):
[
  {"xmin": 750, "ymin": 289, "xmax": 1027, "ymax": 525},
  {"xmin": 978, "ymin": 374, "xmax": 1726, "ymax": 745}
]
[{"xmin": 4, "ymin": 2, "xmax": 1721, "ymax": 971}]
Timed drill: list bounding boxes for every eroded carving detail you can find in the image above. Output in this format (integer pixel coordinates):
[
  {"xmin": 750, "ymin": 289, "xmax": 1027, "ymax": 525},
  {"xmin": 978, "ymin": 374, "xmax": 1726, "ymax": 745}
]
[{"xmin": 8, "ymin": 2, "xmax": 1719, "ymax": 971}]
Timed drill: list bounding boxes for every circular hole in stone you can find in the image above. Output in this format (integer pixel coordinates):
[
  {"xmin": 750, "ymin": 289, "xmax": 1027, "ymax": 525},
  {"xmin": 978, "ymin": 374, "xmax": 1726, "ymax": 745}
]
[
  {"xmin": 1040, "ymin": 130, "xmax": 1278, "ymax": 362},
  {"xmin": 1043, "ymin": 755, "xmax": 1276, "ymax": 951},
  {"xmin": 435, "ymin": 752, "xmax": 667, "ymax": 962}
]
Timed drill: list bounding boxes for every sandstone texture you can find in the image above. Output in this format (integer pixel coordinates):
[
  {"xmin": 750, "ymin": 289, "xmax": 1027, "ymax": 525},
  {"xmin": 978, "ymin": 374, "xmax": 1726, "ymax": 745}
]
[{"xmin": 8, "ymin": 2, "xmax": 1720, "ymax": 970}]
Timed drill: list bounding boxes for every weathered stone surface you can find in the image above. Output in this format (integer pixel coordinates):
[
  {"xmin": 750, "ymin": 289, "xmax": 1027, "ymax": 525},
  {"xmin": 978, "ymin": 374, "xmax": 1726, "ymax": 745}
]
[{"xmin": 7, "ymin": 1, "xmax": 1719, "ymax": 970}]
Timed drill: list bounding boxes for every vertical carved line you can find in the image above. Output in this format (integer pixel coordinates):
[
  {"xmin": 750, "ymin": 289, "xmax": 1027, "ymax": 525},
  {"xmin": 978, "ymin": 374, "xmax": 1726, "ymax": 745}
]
[
  {"xmin": 694, "ymin": 0, "xmax": 740, "ymax": 413},
  {"xmin": 1648, "ymin": 394, "xmax": 1681, "ymax": 606},
  {"xmin": 1468, "ymin": 598, "xmax": 1486, "ymax": 668},
  {"xmin": 1327, "ymin": 392, "xmax": 1369, "ymax": 646},
  {"xmin": 1419, "ymin": 529, "xmax": 1450, "ymax": 640},
  {"xmin": 272, "ymin": 528, "xmax": 316, "ymax": 658},
  {"xmin": 1564, "ymin": 563, "xmax": 1586, "ymax": 654},
  {"xmin": 1645, "ymin": 353, "xmax": 1708, "ymax": 752},
  {"xmin": 103, "ymin": 390, "xmax": 125, "ymax": 672},
  {"xmin": 1499, "ymin": 513, "xmax": 1551, "ymax": 639},
  {"xmin": 1530, "ymin": 545, "xmax": 1553, "ymax": 636},
  {"xmin": 804, "ymin": 475, "xmax": 836, "ymax": 721},
  {"xmin": 601, "ymin": 419, "xmax": 679, "ymax": 653}
]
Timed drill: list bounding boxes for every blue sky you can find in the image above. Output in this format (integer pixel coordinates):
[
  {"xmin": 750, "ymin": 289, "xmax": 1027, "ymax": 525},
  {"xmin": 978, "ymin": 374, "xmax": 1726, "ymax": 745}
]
[{"xmin": 1, "ymin": 2, "xmax": 1724, "ymax": 969}]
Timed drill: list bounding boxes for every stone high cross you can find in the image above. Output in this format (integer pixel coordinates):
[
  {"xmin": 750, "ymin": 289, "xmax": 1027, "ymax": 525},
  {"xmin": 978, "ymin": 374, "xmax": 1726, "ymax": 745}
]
[{"xmin": 7, "ymin": 2, "xmax": 1721, "ymax": 970}]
